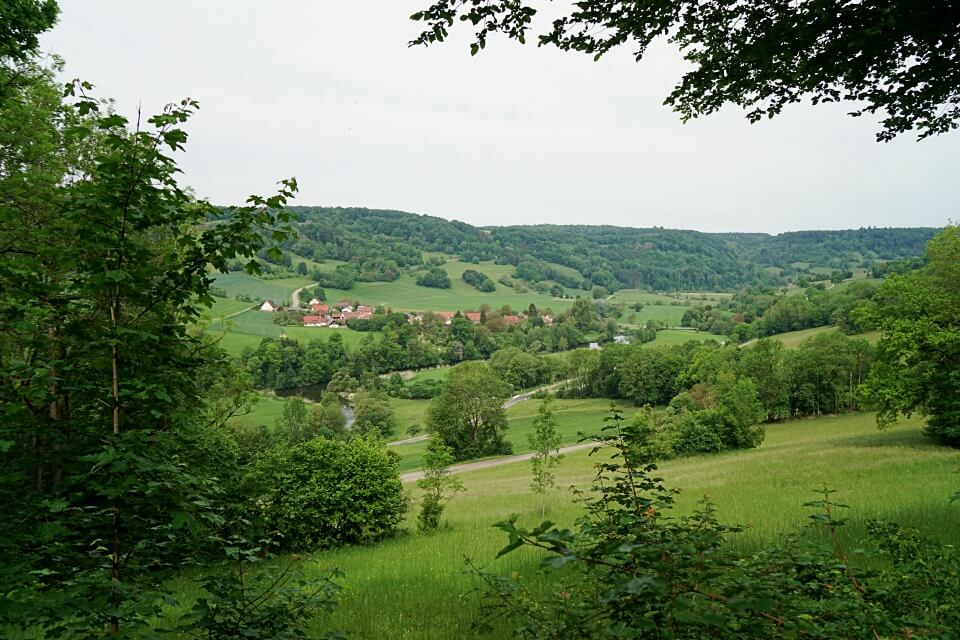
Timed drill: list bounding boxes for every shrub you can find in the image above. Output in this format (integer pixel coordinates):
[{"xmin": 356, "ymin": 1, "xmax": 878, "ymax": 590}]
[
  {"xmin": 416, "ymin": 267, "xmax": 452, "ymax": 288},
  {"xmin": 243, "ymin": 437, "xmax": 406, "ymax": 550},
  {"xmin": 669, "ymin": 410, "xmax": 724, "ymax": 456}
]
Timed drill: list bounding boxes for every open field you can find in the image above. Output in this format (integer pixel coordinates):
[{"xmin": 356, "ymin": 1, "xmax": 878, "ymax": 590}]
[
  {"xmin": 226, "ymin": 395, "xmax": 288, "ymax": 430},
  {"xmin": 748, "ymin": 326, "xmax": 881, "ymax": 349},
  {"xmin": 157, "ymin": 411, "xmax": 959, "ymax": 639},
  {"xmin": 644, "ymin": 328, "xmax": 722, "ymax": 347},
  {"xmin": 201, "ymin": 297, "xmax": 256, "ymax": 319},
  {"xmin": 208, "ymin": 310, "xmax": 373, "ymax": 356},
  {"xmin": 390, "ymin": 399, "xmax": 432, "ymax": 436},
  {"xmin": 210, "ymin": 272, "xmax": 314, "ymax": 305},
  {"xmin": 315, "ymin": 259, "xmax": 576, "ymax": 314}
]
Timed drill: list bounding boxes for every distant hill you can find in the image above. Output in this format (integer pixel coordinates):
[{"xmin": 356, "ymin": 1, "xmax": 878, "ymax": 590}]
[{"xmin": 268, "ymin": 206, "xmax": 938, "ymax": 293}]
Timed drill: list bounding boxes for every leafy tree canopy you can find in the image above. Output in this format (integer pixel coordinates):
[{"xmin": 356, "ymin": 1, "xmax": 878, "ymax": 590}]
[{"xmin": 411, "ymin": 0, "xmax": 960, "ymax": 141}]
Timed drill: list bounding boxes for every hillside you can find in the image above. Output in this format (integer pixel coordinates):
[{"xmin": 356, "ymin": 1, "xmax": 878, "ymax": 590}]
[{"xmin": 270, "ymin": 207, "xmax": 937, "ymax": 293}]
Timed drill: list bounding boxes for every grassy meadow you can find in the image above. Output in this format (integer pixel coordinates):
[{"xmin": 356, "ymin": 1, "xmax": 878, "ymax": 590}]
[
  {"xmin": 644, "ymin": 328, "xmax": 723, "ymax": 347},
  {"xmin": 156, "ymin": 411, "xmax": 958, "ymax": 639},
  {"xmin": 316, "ymin": 258, "xmax": 578, "ymax": 314},
  {"xmin": 210, "ymin": 272, "xmax": 315, "ymax": 305}
]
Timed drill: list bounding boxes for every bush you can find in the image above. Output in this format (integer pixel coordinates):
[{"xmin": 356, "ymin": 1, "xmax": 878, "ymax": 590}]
[
  {"xmin": 243, "ymin": 437, "xmax": 407, "ymax": 550},
  {"xmin": 416, "ymin": 267, "xmax": 452, "ymax": 289},
  {"xmin": 669, "ymin": 410, "xmax": 724, "ymax": 456}
]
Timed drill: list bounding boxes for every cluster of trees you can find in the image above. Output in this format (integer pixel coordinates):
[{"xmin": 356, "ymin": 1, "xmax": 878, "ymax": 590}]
[
  {"xmin": 681, "ymin": 280, "xmax": 881, "ymax": 342},
  {"xmin": 239, "ymin": 301, "xmax": 599, "ymax": 392},
  {"xmin": 563, "ymin": 331, "xmax": 873, "ymax": 423},
  {"xmin": 416, "ymin": 266, "xmax": 452, "ymax": 288},
  {"xmin": 462, "ymin": 268, "xmax": 496, "ymax": 291}
]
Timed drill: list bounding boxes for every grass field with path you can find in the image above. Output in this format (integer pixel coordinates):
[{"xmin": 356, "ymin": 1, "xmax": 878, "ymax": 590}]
[
  {"xmin": 159, "ymin": 411, "xmax": 958, "ymax": 639},
  {"xmin": 210, "ymin": 272, "xmax": 315, "ymax": 305}
]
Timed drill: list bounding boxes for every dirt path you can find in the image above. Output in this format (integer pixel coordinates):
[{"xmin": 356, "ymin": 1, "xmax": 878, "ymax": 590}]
[
  {"xmin": 400, "ymin": 440, "xmax": 600, "ymax": 483},
  {"xmin": 291, "ymin": 283, "xmax": 320, "ymax": 309}
]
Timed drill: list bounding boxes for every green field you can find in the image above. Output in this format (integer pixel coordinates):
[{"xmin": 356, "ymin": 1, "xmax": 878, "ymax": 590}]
[
  {"xmin": 160, "ymin": 411, "xmax": 958, "ymax": 639},
  {"xmin": 390, "ymin": 399, "xmax": 432, "ymax": 437},
  {"xmin": 209, "ymin": 310, "xmax": 373, "ymax": 356},
  {"xmin": 408, "ymin": 367, "xmax": 451, "ymax": 384},
  {"xmin": 201, "ymin": 297, "xmax": 256, "ymax": 319},
  {"xmin": 318, "ymin": 259, "xmax": 576, "ymax": 314},
  {"xmin": 748, "ymin": 326, "xmax": 881, "ymax": 349},
  {"xmin": 210, "ymin": 272, "xmax": 314, "ymax": 305},
  {"xmin": 226, "ymin": 395, "xmax": 288, "ymax": 430},
  {"xmin": 644, "ymin": 328, "xmax": 723, "ymax": 347}
]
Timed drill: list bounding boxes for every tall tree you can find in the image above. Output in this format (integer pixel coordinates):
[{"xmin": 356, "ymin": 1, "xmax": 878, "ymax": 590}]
[
  {"xmin": 863, "ymin": 226, "xmax": 960, "ymax": 446},
  {"xmin": 426, "ymin": 361, "xmax": 512, "ymax": 460},
  {"xmin": 0, "ymin": 68, "xmax": 296, "ymax": 633}
]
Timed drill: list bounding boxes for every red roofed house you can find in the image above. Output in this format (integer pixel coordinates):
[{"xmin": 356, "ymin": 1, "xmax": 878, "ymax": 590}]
[
  {"xmin": 433, "ymin": 311, "xmax": 456, "ymax": 325},
  {"xmin": 311, "ymin": 303, "xmax": 329, "ymax": 314},
  {"xmin": 303, "ymin": 315, "xmax": 326, "ymax": 327},
  {"xmin": 502, "ymin": 315, "xmax": 521, "ymax": 327},
  {"xmin": 465, "ymin": 312, "xmax": 482, "ymax": 324}
]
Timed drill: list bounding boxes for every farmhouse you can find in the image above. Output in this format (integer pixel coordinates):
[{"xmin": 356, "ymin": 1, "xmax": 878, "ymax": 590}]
[
  {"xmin": 307, "ymin": 297, "xmax": 322, "ymax": 306},
  {"xmin": 303, "ymin": 315, "xmax": 326, "ymax": 327},
  {"xmin": 464, "ymin": 312, "xmax": 482, "ymax": 324},
  {"xmin": 433, "ymin": 311, "xmax": 456, "ymax": 325},
  {"xmin": 501, "ymin": 314, "xmax": 521, "ymax": 327},
  {"xmin": 311, "ymin": 303, "xmax": 329, "ymax": 314},
  {"xmin": 259, "ymin": 300, "xmax": 278, "ymax": 312}
]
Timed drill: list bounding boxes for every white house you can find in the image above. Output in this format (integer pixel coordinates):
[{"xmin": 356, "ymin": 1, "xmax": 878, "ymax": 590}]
[
  {"xmin": 259, "ymin": 300, "xmax": 278, "ymax": 312},
  {"xmin": 308, "ymin": 297, "xmax": 322, "ymax": 306}
]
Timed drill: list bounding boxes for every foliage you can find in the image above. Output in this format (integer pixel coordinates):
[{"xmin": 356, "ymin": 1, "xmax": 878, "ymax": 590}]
[
  {"xmin": 468, "ymin": 407, "xmax": 960, "ymax": 638},
  {"xmin": 411, "ymin": 1, "xmax": 960, "ymax": 142},
  {"xmin": 863, "ymin": 226, "xmax": 960, "ymax": 446},
  {"xmin": 462, "ymin": 268, "xmax": 496, "ymax": 291},
  {"xmin": 353, "ymin": 390, "xmax": 397, "ymax": 438},
  {"xmin": 182, "ymin": 533, "xmax": 343, "ymax": 640},
  {"xmin": 426, "ymin": 361, "xmax": 512, "ymax": 460},
  {"xmin": 243, "ymin": 436, "xmax": 407, "ymax": 550},
  {"xmin": 0, "ymin": 57, "xmax": 299, "ymax": 634},
  {"xmin": 416, "ymin": 437, "xmax": 465, "ymax": 532},
  {"xmin": 528, "ymin": 398, "xmax": 562, "ymax": 518},
  {"xmin": 416, "ymin": 266, "xmax": 452, "ymax": 288}
]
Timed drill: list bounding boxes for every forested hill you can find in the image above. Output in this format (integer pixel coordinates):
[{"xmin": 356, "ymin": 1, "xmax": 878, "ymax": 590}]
[{"xmin": 282, "ymin": 206, "xmax": 938, "ymax": 292}]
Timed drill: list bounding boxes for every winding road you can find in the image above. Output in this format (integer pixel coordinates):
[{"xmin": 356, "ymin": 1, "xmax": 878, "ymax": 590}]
[
  {"xmin": 400, "ymin": 440, "xmax": 600, "ymax": 483},
  {"xmin": 290, "ymin": 283, "xmax": 321, "ymax": 309}
]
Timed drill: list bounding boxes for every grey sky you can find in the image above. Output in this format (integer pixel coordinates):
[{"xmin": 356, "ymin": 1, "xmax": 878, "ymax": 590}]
[{"xmin": 42, "ymin": 1, "xmax": 958, "ymax": 233}]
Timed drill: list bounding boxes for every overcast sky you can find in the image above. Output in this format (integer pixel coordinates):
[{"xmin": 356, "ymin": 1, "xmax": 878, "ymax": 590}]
[{"xmin": 42, "ymin": 1, "xmax": 958, "ymax": 234}]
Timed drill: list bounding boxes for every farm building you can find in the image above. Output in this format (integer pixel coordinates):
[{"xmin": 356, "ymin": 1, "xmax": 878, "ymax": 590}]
[{"xmin": 259, "ymin": 300, "xmax": 278, "ymax": 312}]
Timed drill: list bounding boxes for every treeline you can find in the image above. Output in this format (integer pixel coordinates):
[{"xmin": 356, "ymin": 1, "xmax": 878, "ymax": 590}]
[
  {"xmin": 247, "ymin": 207, "xmax": 937, "ymax": 295},
  {"xmin": 564, "ymin": 331, "xmax": 872, "ymax": 417},
  {"xmin": 240, "ymin": 306, "xmax": 592, "ymax": 391},
  {"xmin": 683, "ymin": 280, "xmax": 880, "ymax": 341}
]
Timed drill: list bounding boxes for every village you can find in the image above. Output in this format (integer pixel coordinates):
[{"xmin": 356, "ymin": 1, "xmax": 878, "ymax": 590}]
[{"xmin": 257, "ymin": 297, "xmax": 554, "ymax": 330}]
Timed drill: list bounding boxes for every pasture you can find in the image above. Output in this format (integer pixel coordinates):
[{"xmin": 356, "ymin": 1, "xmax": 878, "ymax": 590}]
[
  {"xmin": 318, "ymin": 259, "xmax": 576, "ymax": 313},
  {"xmin": 158, "ymin": 411, "xmax": 958, "ymax": 639},
  {"xmin": 210, "ymin": 272, "xmax": 314, "ymax": 305},
  {"xmin": 644, "ymin": 328, "xmax": 722, "ymax": 347}
]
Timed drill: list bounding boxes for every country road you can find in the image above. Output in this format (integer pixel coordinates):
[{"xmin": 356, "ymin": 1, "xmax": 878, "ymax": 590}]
[
  {"xmin": 400, "ymin": 440, "xmax": 600, "ymax": 483},
  {"xmin": 386, "ymin": 379, "xmax": 572, "ymax": 448},
  {"xmin": 290, "ymin": 283, "xmax": 320, "ymax": 309}
]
